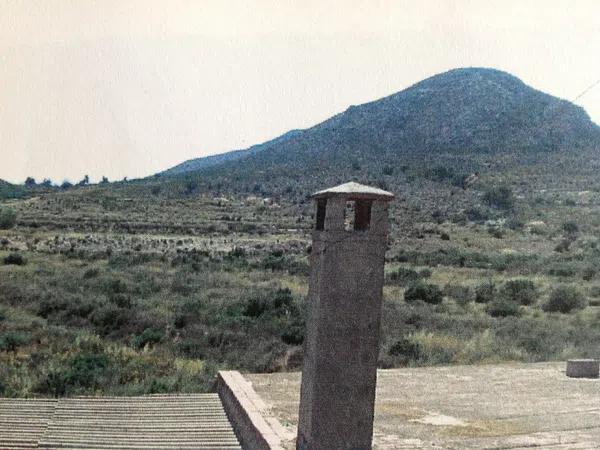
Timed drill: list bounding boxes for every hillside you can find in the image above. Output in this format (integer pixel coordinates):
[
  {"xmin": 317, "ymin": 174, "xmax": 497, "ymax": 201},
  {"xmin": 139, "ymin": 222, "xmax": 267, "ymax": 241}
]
[
  {"xmin": 162, "ymin": 129, "xmax": 303, "ymax": 176},
  {"xmin": 159, "ymin": 68, "xmax": 600, "ymax": 195},
  {"xmin": 4, "ymin": 69, "xmax": 600, "ymax": 400}
]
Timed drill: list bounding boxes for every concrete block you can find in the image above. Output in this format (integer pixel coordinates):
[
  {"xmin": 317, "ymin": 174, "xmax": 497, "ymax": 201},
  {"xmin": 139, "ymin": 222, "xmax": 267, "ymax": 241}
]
[{"xmin": 566, "ymin": 359, "xmax": 599, "ymax": 378}]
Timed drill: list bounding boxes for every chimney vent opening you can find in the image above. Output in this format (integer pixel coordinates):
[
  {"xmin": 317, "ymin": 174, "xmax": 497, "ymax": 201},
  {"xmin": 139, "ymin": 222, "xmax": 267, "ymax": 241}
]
[{"xmin": 315, "ymin": 199, "xmax": 327, "ymax": 230}]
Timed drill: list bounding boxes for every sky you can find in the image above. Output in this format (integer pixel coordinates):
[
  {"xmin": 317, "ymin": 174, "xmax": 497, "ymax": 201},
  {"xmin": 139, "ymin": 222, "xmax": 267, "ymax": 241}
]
[{"xmin": 1, "ymin": 0, "xmax": 600, "ymax": 184}]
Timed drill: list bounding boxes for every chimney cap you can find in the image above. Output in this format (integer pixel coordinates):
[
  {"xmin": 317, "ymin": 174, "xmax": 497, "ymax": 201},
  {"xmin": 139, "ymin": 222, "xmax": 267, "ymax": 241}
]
[{"xmin": 312, "ymin": 182, "xmax": 394, "ymax": 201}]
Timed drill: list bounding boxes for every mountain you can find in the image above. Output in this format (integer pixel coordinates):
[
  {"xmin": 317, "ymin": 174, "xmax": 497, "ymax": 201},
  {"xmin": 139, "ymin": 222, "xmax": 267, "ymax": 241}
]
[
  {"xmin": 162, "ymin": 129, "xmax": 303, "ymax": 176},
  {"xmin": 155, "ymin": 67, "xmax": 600, "ymax": 197}
]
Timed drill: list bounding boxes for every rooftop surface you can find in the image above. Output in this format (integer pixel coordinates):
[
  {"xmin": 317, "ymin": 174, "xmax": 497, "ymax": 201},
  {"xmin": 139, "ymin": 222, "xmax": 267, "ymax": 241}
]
[
  {"xmin": 0, "ymin": 393, "xmax": 241, "ymax": 450},
  {"xmin": 312, "ymin": 182, "xmax": 394, "ymax": 200},
  {"xmin": 246, "ymin": 361, "xmax": 600, "ymax": 449}
]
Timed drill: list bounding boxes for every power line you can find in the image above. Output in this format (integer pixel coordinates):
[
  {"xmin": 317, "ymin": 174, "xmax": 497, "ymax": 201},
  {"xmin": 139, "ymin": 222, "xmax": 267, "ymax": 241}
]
[{"xmin": 571, "ymin": 77, "xmax": 600, "ymax": 103}]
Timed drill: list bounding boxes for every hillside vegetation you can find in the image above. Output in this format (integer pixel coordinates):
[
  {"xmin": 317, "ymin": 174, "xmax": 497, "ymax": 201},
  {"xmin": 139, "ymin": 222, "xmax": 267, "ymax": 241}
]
[{"xmin": 1, "ymin": 67, "xmax": 600, "ymax": 397}]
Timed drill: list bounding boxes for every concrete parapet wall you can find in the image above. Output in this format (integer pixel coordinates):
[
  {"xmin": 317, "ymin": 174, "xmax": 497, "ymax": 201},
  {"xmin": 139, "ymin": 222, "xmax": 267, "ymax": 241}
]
[{"xmin": 217, "ymin": 370, "xmax": 289, "ymax": 450}]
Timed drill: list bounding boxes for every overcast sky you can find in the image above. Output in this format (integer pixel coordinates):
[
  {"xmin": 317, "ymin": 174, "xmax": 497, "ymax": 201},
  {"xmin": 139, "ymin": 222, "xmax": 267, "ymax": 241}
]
[{"xmin": 1, "ymin": 0, "xmax": 600, "ymax": 184}]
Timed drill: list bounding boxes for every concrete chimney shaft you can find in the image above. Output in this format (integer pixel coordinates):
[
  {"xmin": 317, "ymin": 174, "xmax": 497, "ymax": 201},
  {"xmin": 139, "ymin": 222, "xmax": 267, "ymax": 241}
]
[{"xmin": 297, "ymin": 182, "xmax": 394, "ymax": 450}]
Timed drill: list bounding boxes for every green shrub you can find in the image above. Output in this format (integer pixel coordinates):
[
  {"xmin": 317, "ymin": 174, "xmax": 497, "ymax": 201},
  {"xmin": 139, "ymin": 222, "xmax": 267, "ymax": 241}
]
[
  {"xmin": 387, "ymin": 267, "xmax": 422, "ymax": 286},
  {"xmin": 486, "ymin": 299, "xmax": 522, "ymax": 317},
  {"xmin": 419, "ymin": 269, "xmax": 433, "ymax": 278},
  {"xmin": 474, "ymin": 280, "xmax": 496, "ymax": 303},
  {"xmin": 36, "ymin": 370, "xmax": 69, "ymax": 397},
  {"xmin": 388, "ymin": 337, "xmax": 421, "ymax": 364},
  {"xmin": 281, "ymin": 324, "xmax": 304, "ymax": 345},
  {"xmin": 501, "ymin": 279, "xmax": 538, "ymax": 306},
  {"xmin": 487, "ymin": 226, "xmax": 504, "ymax": 239},
  {"xmin": 34, "ymin": 352, "xmax": 111, "ymax": 397},
  {"xmin": 483, "ymin": 185, "xmax": 515, "ymax": 210},
  {"xmin": 554, "ymin": 239, "xmax": 573, "ymax": 253},
  {"xmin": 543, "ymin": 286, "xmax": 586, "ymax": 313},
  {"xmin": 37, "ymin": 296, "xmax": 68, "ymax": 318},
  {"xmin": 109, "ymin": 293, "xmax": 133, "ymax": 308},
  {"xmin": 132, "ymin": 328, "xmax": 163, "ymax": 349},
  {"xmin": 244, "ymin": 288, "xmax": 294, "ymax": 317},
  {"xmin": 3, "ymin": 253, "xmax": 26, "ymax": 266},
  {"xmin": 66, "ymin": 353, "xmax": 109, "ymax": 388},
  {"xmin": 83, "ymin": 268, "xmax": 100, "ymax": 279},
  {"xmin": 146, "ymin": 378, "xmax": 171, "ymax": 394},
  {"xmin": 582, "ymin": 267, "xmax": 597, "ymax": 281},
  {"xmin": 404, "ymin": 282, "xmax": 443, "ymax": 305},
  {"xmin": 547, "ymin": 262, "xmax": 577, "ymax": 277},
  {"xmin": 260, "ymin": 254, "xmax": 287, "ymax": 272},
  {"xmin": 506, "ymin": 217, "xmax": 525, "ymax": 231},
  {"xmin": 562, "ymin": 221, "xmax": 579, "ymax": 235},
  {"xmin": 0, "ymin": 207, "xmax": 17, "ymax": 229},
  {"xmin": 90, "ymin": 305, "xmax": 131, "ymax": 335},
  {"xmin": 443, "ymin": 284, "xmax": 472, "ymax": 306},
  {"xmin": 103, "ymin": 277, "xmax": 128, "ymax": 295},
  {"xmin": 0, "ymin": 332, "xmax": 30, "ymax": 353},
  {"xmin": 464, "ymin": 207, "xmax": 492, "ymax": 222}
]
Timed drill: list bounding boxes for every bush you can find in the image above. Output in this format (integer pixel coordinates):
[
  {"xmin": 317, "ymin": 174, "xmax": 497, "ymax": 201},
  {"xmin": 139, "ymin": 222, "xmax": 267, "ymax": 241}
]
[
  {"xmin": 554, "ymin": 239, "xmax": 572, "ymax": 253},
  {"xmin": 486, "ymin": 299, "xmax": 522, "ymax": 317},
  {"xmin": 543, "ymin": 286, "xmax": 586, "ymax": 313},
  {"xmin": 443, "ymin": 284, "xmax": 472, "ymax": 306},
  {"xmin": 501, "ymin": 279, "xmax": 538, "ymax": 306},
  {"xmin": 0, "ymin": 207, "xmax": 17, "ymax": 229},
  {"xmin": 562, "ymin": 221, "xmax": 579, "ymax": 235},
  {"xmin": 487, "ymin": 227, "xmax": 504, "ymax": 239},
  {"xmin": 83, "ymin": 268, "xmax": 100, "ymax": 279},
  {"xmin": 404, "ymin": 282, "xmax": 443, "ymax": 305},
  {"xmin": 36, "ymin": 352, "xmax": 111, "ymax": 396},
  {"xmin": 90, "ymin": 305, "xmax": 131, "ymax": 335},
  {"xmin": 483, "ymin": 185, "xmax": 515, "ymax": 210},
  {"xmin": 474, "ymin": 280, "xmax": 496, "ymax": 303},
  {"xmin": 244, "ymin": 288, "xmax": 294, "ymax": 318},
  {"xmin": 132, "ymin": 328, "xmax": 163, "ymax": 349},
  {"xmin": 36, "ymin": 370, "xmax": 69, "ymax": 397},
  {"xmin": 3, "ymin": 252, "xmax": 26, "ymax": 266},
  {"xmin": 388, "ymin": 337, "xmax": 421, "ymax": 364},
  {"xmin": 0, "ymin": 332, "xmax": 30, "ymax": 353},
  {"xmin": 387, "ymin": 267, "xmax": 422, "ymax": 286},
  {"xmin": 281, "ymin": 324, "xmax": 304, "ymax": 345},
  {"xmin": 65, "ymin": 353, "xmax": 109, "ymax": 389},
  {"xmin": 464, "ymin": 207, "xmax": 491, "ymax": 222}
]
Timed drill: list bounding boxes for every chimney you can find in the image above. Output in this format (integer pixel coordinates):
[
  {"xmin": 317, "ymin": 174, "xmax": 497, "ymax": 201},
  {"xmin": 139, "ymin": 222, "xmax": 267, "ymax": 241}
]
[{"xmin": 297, "ymin": 182, "xmax": 394, "ymax": 450}]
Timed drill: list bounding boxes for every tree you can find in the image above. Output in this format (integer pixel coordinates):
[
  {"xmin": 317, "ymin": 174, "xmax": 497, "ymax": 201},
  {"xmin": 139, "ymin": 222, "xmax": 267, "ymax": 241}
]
[
  {"xmin": 40, "ymin": 178, "xmax": 53, "ymax": 188},
  {"xmin": 78, "ymin": 175, "xmax": 89, "ymax": 186},
  {"xmin": 24, "ymin": 177, "xmax": 36, "ymax": 187},
  {"xmin": 100, "ymin": 176, "xmax": 109, "ymax": 184},
  {"xmin": 61, "ymin": 180, "xmax": 73, "ymax": 189}
]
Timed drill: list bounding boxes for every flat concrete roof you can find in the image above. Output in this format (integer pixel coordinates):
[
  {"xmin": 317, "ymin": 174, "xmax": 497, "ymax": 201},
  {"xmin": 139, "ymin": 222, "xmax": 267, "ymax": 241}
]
[
  {"xmin": 245, "ymin": 362, "xmax": 600, "ymax": 449},
  {"xmin": 312, "ymin": 182, "xmax": 394, "ymax": 200}
]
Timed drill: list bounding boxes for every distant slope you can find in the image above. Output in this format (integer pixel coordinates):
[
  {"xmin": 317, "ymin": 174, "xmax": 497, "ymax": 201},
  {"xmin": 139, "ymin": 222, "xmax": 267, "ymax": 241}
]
[
  {"xmin": 241, "ymin": 68, "xmax": 600, "ymax": 165},
  {"xmin": 156, "ymin": 67, "xmax": 600, "ymax": 196},
  {"xmin": 162, "ymin": 129, "xmax": 303, "ymax": 176}
]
